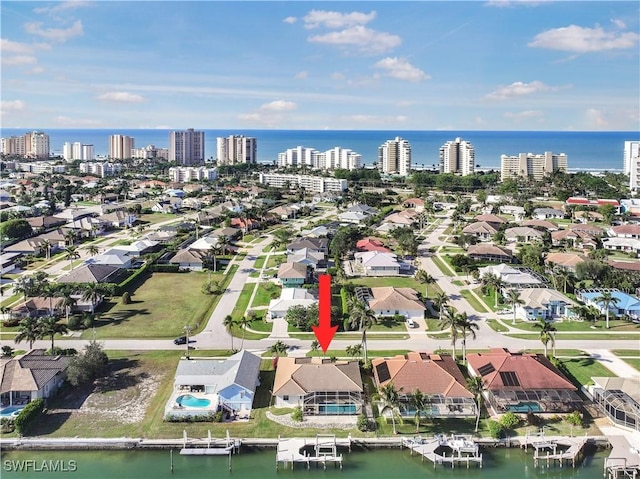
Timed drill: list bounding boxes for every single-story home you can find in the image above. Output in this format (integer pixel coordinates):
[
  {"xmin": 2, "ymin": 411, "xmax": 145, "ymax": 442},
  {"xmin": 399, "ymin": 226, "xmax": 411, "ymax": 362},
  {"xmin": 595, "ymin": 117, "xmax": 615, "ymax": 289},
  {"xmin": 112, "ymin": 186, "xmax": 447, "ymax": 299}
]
[
  {"xmin": 602, "ymin": 237, "xmax": 640, "ymax": 256},
  {"xmin": 164, "ymin": 350, "xmax": 261, "ymax": 420},
  {"xmin": 609, "ymin": 224, "xmax": 640, "ymax": 240},
  {"xmin": 57, "ymin": 264, "xmax": 127, "ymax": 284},
  {"xmin": 368, "ymin": 287, "xmax": 425, "ymax": 321},
  {"xmin": 522, "ymin": 219, "xmax": 559, "ymax": 232},
  {"xmin": 478, "ymin": 264, "xmax": 544, "ymax": 288},
  {"xmin": 533, "ymin": 207, "xmax": 564, "ymax": 220},
  {"xmin": 473, "ymin": 214, "xmax": 507, "ymax": 225},
  {"xmin": 577, "ymin": 289, "xmax": 640, "ymax": 320},
  {"xmin": 467, "ymin": 348, "xmax": 582, "ymax": 414},
  {"xmin": 467, "ymin": 244, "xmax": 513, "ymax": 263},
  {"xmin": 272, "ymin": 357, "xmax": 363, "ymax": 416},
  {"xmin": 170, "ymin": 249, "xmax": 207, "ymax": 271},
  {"xmin": 589, "ymin": 376, "xmax": 640, "ymax": 432},
  {"xmin": 515, "ymin": 288, "xmax": 578, "ymax": 321},
  {"xmin": 504, "ymin": 226, "xmax": 544, "ymax": 243},
  {"xmin": 462, "ymin": 221, "xmax": 498, "ymax": 241},
  {"xmin": 0, "ymin": 252, "xmax": 21, "ymax": 274},
  {"xmin": 372, "ymin": 352, "xmax": 476, "ymax": 418},
  {"xmin": 356, "ymin": 237, "xmax": 392, "ymax": 254},
  {"xmin": 353, "ymin": 251, "xmax": 400, "ymax": 277},
  {"xmin": 0, "ymin": 349, "xmax": 70, "ymax": 407},
  {"xmin": 544, "ymin": 252, "xmax": 587, "ymax": 272},
  {"xmin": 268, "ymin": 288, "xmax": 317, "ymax": 319}
]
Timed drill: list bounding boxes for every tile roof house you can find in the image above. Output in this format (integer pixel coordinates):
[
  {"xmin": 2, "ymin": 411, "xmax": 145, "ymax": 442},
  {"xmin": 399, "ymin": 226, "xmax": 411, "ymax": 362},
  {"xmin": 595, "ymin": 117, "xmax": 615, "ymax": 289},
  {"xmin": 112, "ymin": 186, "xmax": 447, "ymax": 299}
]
[
  {"xmin": 356, "ymin": 237, "xmax": 393, "ymax": 254},
  {"xmin": 368, "ymin": 287, "xmax": 426, "ymax": 321},
  {"xmin": 473, "ymin": 214, "xmax": 507, "ymax": 225},
  {"xmin": 515, "ymin": 288, "xmax": 578, "ymax": 322},
  {"xmin": 462, "ymin": 221, "xmax": 498, "ymax": 241},
  {"xmin": 551, "ymin": 228, "xmax": 598, "ymax": 249},
  {"xmin": 354, "ymin": 251, "xmax": 400, "ymax": 276},
  {"xmin": 568, "ymin": 223, "xmax": 605, "ymax": 237},
  {"xmin": 372, "ymin": 352, "xmax": 476, "ymax": 418},
  {"xmin": 57, "ymin": 264, "xmax": 126, "ymax": 284},
  {"xmin": 277, "ymin": 262, "xmax": 309, "ymax": 287},
  {"xmin": 467, "ymin": 244, "xmax": 513, "ymax": 263},
  {"xmin": 522, "ymin": 219, "xmax": 559, "ymax": 232},
  {"xmin": 577, "ymin": 289, "xmax": 640, "ymax": 320},
  {"xmin": 170, "ymin": 249, "xmax": 208, "ymax": 271},
  {"xmin": 164, "ymin": 350, "xmax": 261, "ymax": 420},
  {"xmin": 467, "ymin": 348, "xmax": 582, "ymax": 414},
  {"xmin": 478, "ymin": 264, "xmax": 544, "ymax": 288},
  {"xmin": 0, "ymin": 349, "xmax": 70, "ymax": 407},
  {"xmin": 337, "ymin": 210, "xmax": 370, "ymax": 225},
  {"xmin": 602, "ymin": 237, "xmax": 640, "ymax": 256},
  {"xmin": 383, "ymin": 210, "xmax": 418, "ymax": 226},
  {"xmin": 272, "ymin": 357, "xmax": 363, "ymax": 416},
  {"xmin": 402, "ymin": 198, "xmax": 425, "ymax": 211},
  {"xmin": 544, "ymin": 252, "xmax": 587, "ymax": 272},
  {"xmin": 609, "ymin": 224, "xmax": 640, "ymax": 239},
  {"xmin": 268, "ymin": 288, "xmax": 317, "ymax": 319},
  {"xmin": 504, "ymin": 226, "xmax": 544, "ymax": 243}
]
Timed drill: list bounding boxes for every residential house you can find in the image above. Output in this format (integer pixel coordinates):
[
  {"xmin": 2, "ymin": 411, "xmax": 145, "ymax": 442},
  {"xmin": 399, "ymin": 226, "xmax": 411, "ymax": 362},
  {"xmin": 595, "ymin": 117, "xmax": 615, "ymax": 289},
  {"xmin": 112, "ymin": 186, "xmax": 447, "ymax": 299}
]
[
  {"xmin": 337, "ymin": 210, "xmax": 370, "ymax": 225},
  {"xmin": 467, "ymin": 348, "xmax": 582, "ymax": 414},
  {"xmin": 53, "ymin": 207, "xmax": 94, "ymax": 222},
  {"xmin": 601, "ymin": 237, "xmax": 640, "ymax": 256},
  {"xmin": 0, "ymin": 252, "xmax": 21, "ymax": 274},
  {"xmin": 277, "ymin": 262, "xmax": 309, "ymax": 288},
  {"xmin": 372, "ymin": 353, "xmax": 476, "ymax": 418},
  {"xmin": 533, "ymin": 207, "xmax": 565, "ymax": 220},
  {"xmin": 577, "ymin": 289, "xmax": 640, "ymax": 320},
  {"xmin": 467, "ymin": 244, "xmax": 513, "ymax": 263},
  {"xmin": 151, "ymin": 201, "xmax": 177, "ymax": 214},
  {"xmin": 63, "ymin": 217, "xmax": 106, "ymax": 238},
  {"xmin": 504, "ymin": 226, "xmax": 544, "ymax": 243},
  {"xmin": 353, "ymin": 251, "xmax": 400, "ymax": 277},
  {"xmin": 100, "ymin": 210, "xmax": 137, "ymax": 228},
  {"xmin": 499, "ymin": 205, "xmax": 525, "ymax": 221},
  {"xmin": 473, "ymin": 214, "xmax": 507, "ymax": 226},
  {"xmin": 608, "ymin": 260, "xmax": 640, "ymax": 273},
  {"xmin": 368, "ymin": 287, "xmax": 426, "ymax": 321},
  {"xmin": 574, "ymin": 211, "xmax": 604, "ymax": 223},
  {"xmin": 12, "ymin": 297, "xmax": 63, "ymax": 318},
  {"xmin": 286, "ymin": 238, "xmax": 329, "ymax": 257},
  {"xmin": 269, "ymin": 205, "xmax": 295, "ymax": 220},
  {"xmin": 86, "ymin": 249, "xmax": 133, "ymax": 268},
  {"xmin": 356, "ymin": 237, "xmax": 393, "ymax": 254},
  {"xmin": 522, "ymin": 219, "xmax": 559, "ymax": 232},
  {"xmin": 25, "ymin": 216, "xmax": 66, "ymax": 232},
  {"xmin": 515, "ymin": 288, "xmax": 578, "ymax": 321},
  {"xmin": 402, "ymin": 198, "xmax": 425, "ymax": 212},
  {"xmin": 2, "ymin": 238, "xmax": 45, "ymax": 256},
  {"xmin": 272, "ymin": 357, "xmax": 363, "ymax": 416},
  {"xmin": 164, "ymin": 350, "xmax": 261, "ymax": 420},
  {"xmin": 544, "ymin": 252, "xmax": 587, "ymax": 272},
  {"xmin": 268, "ymin": 288, "xmax": 317, "ymax": 319},
  {"xmin": 210, "ymin": 227, "xmax": 241, "ymax": 241},
  {"xmin": 345, "ymin": 203, "xmax": 377, "ymax": 215},
  {"xmin": 551, "ymin": 228, "xmax": 598, "ymax": 250},
  {"xmin": 39, "ymin": 229, "xmax": 67, "ymax": 251},
  {"xmin": 374, "ymin": 222, "xmax": 400, "ymax": 235},
  {"xmin": 569, "ymin": 223, "xmax": 605, "ymax": 237},
  {"xmin": 589, "ymin": 377, "xmax": 640, "ymax": 432},
  {"xmin": 0, "ymin": 349, "xmax": 70, "ymax": 407},
  {"xmin": 462, "ymin": 221, "xmax": 498, "ymax": 241},
  {"xmin": 609, "ymin": 225, "xmax": 640, "ymax": 240},
  {"xmin": 57, "ymin": 264, "xmax": 126, "ymax": 284},
  {"xmin": 170, "ymin": 249, "xmax": 207, "ymax": 271},
  {"xmin": 383, "ymin": 210, "xmax": 418, "ymax": 226},
  {"xmin": 287, "ymin": 248, "xmax": 325, "ymax": 270},
  {"xmin": 478, "ymin": 264, "xmax": 544, "ymax": 288}
]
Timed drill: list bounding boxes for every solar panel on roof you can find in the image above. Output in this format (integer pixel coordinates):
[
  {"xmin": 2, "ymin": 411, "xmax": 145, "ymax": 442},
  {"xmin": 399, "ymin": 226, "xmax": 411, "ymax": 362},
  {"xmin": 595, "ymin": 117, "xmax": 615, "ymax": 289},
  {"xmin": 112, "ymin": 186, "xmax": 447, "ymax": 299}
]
[
  {"xmin": 419, "ymin": 353, "xmax": 429, "ymax": 360},
  {"xmin": 376, "ymin": 362, "xmax": 391, "ymax": 383},
  {"xmin": 500, "ymin": 371, "xmax": 520, "ymax": 387},
  {"xmin": 477, "ymin": 363, "xmax": 496, "ymax": 376}
]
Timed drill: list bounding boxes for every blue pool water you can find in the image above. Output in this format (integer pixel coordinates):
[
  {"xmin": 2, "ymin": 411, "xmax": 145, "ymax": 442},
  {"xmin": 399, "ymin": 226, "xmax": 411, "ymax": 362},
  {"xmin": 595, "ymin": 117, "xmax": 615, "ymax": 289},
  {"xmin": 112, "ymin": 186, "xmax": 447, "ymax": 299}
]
[
  {"xmin": 508, "ymin": 402, "xmax": 542, "ymax": 413},
  {"xmin": 0, "ymin": 405, "xmax": 24, "ymax": 417},
  {"xmin": 319, "ymin": 404, "xmax": 357, "ymax": 415},
  {"xmin": 176, "ymin": 395, "xmax": 211, "ymax": 408}
]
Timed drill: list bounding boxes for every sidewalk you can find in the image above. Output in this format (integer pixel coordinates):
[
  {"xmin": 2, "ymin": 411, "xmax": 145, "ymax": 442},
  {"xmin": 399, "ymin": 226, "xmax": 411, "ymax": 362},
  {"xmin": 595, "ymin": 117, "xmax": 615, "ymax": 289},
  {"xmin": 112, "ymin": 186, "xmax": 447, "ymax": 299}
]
[{"xmin": 588, "ymin": 349, "xmax": 640, "ymax": 378}]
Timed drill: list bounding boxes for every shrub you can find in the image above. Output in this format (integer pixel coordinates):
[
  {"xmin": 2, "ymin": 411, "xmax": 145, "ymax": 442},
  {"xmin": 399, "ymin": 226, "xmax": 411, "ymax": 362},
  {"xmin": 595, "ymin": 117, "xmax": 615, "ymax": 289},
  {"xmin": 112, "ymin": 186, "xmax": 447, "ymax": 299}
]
[
  {"xmin": 565, "ymin": 410, "xmax": 583, "ymax": 427},
  {"xmin": 500, "ymin": 411, "xmax": 520, "ymax": 429},
  {"xmin": 121, "ymin": 292, "xmax": 131, "ymax": 304},
  {"xmin": 67, "ymin": 315, "xmax": 83, "ymax": 330},
  {"xmin": 291, "ymin": 406, "xmax": 303, "ymax": 422},
  {"xmin": 2, "ymin": 317, "xmax": 20, "ymax": 328},
  {"xmin": 83, "ymin": 315, "xmax": 94, "ymax": 329},
  {"xmin": 527, "ymin": 412, "xmax": 542, "ymax": 427},
  {"xmin": 488, "ymin": 420, "xmax": 505, "ymax": 439},
  {"xmin": 1, "ymin": 345, "xmax": 14, "ymax": 357},
  {"xmin": 1, "ymin": 417, "xmax": 15, "ymax": 433},
  {"xmin": 357, "ymin": 414, "xmax": 370, "ymax": 432},
  {"xmin": 14, "ymin": 398, "xmax": 45, "ymax": 435}
]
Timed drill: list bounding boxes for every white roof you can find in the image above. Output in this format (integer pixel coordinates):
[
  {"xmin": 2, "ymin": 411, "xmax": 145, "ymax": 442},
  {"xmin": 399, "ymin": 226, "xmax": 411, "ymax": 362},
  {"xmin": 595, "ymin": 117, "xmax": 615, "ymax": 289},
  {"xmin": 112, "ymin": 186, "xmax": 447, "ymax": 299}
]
[
  {"xmin": 355, "ymin": 251, "xmax": 399, "ymax": 267},
  {"xmin": 268, "ymin": 288, "xmax": 317, "ymax": 313}
]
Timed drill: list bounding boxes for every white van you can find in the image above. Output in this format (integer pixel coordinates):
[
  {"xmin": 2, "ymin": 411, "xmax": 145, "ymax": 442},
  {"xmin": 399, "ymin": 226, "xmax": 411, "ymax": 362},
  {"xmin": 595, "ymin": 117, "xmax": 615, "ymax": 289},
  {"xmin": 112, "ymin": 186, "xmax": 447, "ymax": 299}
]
[{"xmin": 406, "ymin": 318, "xmax": 416, "ymax": 328}]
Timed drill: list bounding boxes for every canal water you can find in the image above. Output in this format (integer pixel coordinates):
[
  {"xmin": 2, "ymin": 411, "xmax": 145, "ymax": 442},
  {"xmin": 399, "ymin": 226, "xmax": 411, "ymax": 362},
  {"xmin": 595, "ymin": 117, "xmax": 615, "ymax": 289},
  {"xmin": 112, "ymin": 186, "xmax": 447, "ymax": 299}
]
[{"xmin": 0, "ymin": 446, "xmax": 608, "ymax": 479}]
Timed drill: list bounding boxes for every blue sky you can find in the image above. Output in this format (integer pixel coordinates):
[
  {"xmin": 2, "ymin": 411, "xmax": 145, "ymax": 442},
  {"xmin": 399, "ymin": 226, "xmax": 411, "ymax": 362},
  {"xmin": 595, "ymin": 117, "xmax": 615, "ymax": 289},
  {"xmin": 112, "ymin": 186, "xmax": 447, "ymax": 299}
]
[{"xmin": 1, "ymin": 0, "xmax": 639, "ymax": 130}]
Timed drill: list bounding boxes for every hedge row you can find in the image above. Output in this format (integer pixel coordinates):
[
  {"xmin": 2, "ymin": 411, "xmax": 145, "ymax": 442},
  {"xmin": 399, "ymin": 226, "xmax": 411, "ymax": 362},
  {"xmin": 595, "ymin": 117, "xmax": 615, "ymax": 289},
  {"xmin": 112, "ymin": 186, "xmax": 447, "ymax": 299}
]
[{"xmin": 14, "ymin": 398, "xmax": 45, "ymax": 434}]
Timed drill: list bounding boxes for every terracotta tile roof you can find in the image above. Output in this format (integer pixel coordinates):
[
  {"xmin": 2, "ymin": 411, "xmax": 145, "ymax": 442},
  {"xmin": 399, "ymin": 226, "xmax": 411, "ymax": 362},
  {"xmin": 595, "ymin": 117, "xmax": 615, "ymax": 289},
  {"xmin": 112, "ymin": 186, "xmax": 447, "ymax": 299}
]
[{"xmin": 273, "ymin": 357, "xmax": 363, "ymax": 396}]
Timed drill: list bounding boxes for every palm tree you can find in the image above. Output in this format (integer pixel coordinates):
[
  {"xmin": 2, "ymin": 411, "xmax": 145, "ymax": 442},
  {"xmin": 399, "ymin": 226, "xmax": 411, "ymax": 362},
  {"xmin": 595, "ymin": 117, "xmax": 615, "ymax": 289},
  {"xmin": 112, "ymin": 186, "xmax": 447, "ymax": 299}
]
[
  {"xmin": 64, "ymin": 245, "xmax": 80, "ymax": 271},
  {"xmin": 14, "ymin": 316, "xmax": 41, "ymax": 349},
  {"xmin": 457, "ymin": 312, "xmax": 479, "ymax": 364},
  {"xmin": 466, "ymin": 376, "xmax": 484, "ymax": 432},
  {"xmin": 81, "ymin": 283, "xmax": 106, "ymax": 314},
  {"xmin": 439, "ymin": 306, "xmax": 460, "ymax": 360},
  {"xmin": 58, "ymin": 289, "xmax": 77, "ymax": 323},
  {"xmin": 594, "ymin": 291, "xmax": 620, "ymax": 329},
  {"xmin": 310, "ymin": 340, "xmax": 320, "ymax": 354},
  {"xmin": 238, "ymin": 315, "xmax": 250, "ymax": 350},
  {"xmin": 41, "ymin": 239, "xmax": 52, "ymax": 260},
  {"xmin": 268, "ymin": 340, "xmax": 289, "ymax": 357},
  {"xmin": 217, "ymin": 235, "xmax": 230, "ymax": 257},
  {"xmin": 223, "ymin": 315, "xmax": 236, "ymax": 351},
  {"xmin": 64, "ymin": 230, "xmax": 76, "ymax": 246},
  {"xmin": 38, "ymin": 315, "xmax": 68, "ymax": 353},
  {"xmin": 379, "ymin": 383, "xmax": 400, "ymax": 434},
  {"xmin": 409, "ymin": 389, "xmax": 426, "ymax": 433},
  {"xmin": 505, "ymin": 289, "xmax": 524, "ymax": 325},
  {"xmin": 415, "ymin": 269, "xmax": 435, "ymax": 300},
  {"xmin": 345, "ymin": 343, "xmax": 363, "ymax": 361},
  {"xmin": 13, "ymin": 276, "xmax": 33, "ymax": 302},
  {"xmin": 87, "ymin": 244, "xmax": 100, "ymax": 256},
  {"xmin": 432, "ymin": 291, "xmax": 449, "ymax": 321},
  {"xmin": 347, "ymin": 298, "xmax": 377, "ymax": 364},
  {"xmin": 535, "ymin": 318, "xmax": 557, "ymax": 357}
]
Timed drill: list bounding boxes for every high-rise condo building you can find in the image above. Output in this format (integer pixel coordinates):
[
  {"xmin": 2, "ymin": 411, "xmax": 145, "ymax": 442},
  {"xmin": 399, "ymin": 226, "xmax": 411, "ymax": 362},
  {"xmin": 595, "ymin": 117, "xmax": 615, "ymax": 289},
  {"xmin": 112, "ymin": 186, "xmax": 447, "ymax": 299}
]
[
  {"xmin": 625, "ymin": 141, "xmax": 640, "ymax": 191},
  {"xmin": 169, "ymin": 128, "xmax": 205, "ymax": 165},
  {"xmin": 439, "ymin": 137, "xmax": 475, "ymax": 176},
  {"xmin": 1, "ymin": 131, "xmax": 50, "ymax": 158},
  {"xmin": 278, "ymin": 146, "xmax": 322, "ymax": 169},
  {"xmin": 63, "ymin": 142, "xmax": 94, "ymax": 161},
  {"xmin": 500, "ymin": 151, "xmax": 567, "ymax": 181},
  {"xmin": 1, "ymin": 136, "xmax": 27, "ymax": 156},
  {"xmin": 378, "ymin": 137, "xmax": 411, "ymax": 176},
  {"xmin": 109, "ymin": 135, "xmax": 135, "ymax": 160},
  {"xmin": 216, "ymin": 135, "xmax": 256, "ymax": 165},
  {"xmin": 276, "ymin": 146, "xmax": 360, "ymax": 171},
  {"xmin": 324, "ymin": 147, "xmax": 362, "ymax": 170},
  {"xmin": 132, "ymin": 145, "xmax": 169, "ymax": 160}
]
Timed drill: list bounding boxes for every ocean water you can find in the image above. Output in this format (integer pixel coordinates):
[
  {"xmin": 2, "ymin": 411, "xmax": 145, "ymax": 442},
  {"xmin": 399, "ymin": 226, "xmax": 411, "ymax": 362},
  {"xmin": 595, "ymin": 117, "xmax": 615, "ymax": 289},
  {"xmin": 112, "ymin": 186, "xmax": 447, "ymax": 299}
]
[
  {"xmin": 0, "ymin": 446, "xmax": 609, "ymax": 479},
  {"xmin": 0, "ymin": 128, "xmax": 637, "ymax": 171}
]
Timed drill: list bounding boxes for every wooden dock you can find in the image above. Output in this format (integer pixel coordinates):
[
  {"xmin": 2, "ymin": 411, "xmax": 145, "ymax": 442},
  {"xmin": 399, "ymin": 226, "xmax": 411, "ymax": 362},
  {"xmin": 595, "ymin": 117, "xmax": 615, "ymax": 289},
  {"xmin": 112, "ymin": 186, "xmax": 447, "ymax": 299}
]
[
  {"xmin": 521, "ymin": 431, "xmax": 588, "ymax": 468},
  {"xmin": 604, "ymin": 436, "xmax": 640, "ymax": 479},
  {"xmin": 402, "ymin": 435, "xmax": 483, "ymax": 468},
  {"xmin": 179, "ymin": 430, "xmax": 240, "ymax": 457},
  {"xmin": 276, "ymin": 434, "xmax": 350, "ymax": 471}
]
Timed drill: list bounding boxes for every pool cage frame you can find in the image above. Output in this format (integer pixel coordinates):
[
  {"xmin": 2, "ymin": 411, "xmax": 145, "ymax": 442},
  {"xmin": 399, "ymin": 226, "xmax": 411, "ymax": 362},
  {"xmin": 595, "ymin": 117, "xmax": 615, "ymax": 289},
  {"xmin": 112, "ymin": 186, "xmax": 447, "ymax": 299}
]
[
  {"xmin": 302, "ymin": 391, "xmax": 363, "ymax": 416},
  {"xmin": 592, "ymin": 388, "xmax": 639, "ymax": 432},
  {"xmin": 488, "ymin": 388, "xmax": 583, "ymax": 414}
]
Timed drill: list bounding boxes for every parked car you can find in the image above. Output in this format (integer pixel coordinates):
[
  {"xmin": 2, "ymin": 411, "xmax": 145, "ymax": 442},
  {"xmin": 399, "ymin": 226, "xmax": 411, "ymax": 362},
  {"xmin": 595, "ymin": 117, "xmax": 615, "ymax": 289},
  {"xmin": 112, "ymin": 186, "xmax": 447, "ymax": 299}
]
[
  {"xmin": 406, "ymin": 318, "xmax": 416, "ymax": 328},
  {"xmin": 173, "ymin": 336, "xmax": 187, "ymax": 345}
]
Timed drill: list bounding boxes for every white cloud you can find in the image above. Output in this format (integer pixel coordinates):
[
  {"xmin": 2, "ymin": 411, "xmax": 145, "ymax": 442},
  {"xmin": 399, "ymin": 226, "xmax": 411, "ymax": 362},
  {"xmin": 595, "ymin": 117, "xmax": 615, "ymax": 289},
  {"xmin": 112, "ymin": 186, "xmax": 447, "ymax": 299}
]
[
  {"xmin": 34, "ymin": 1, "xmax": 91, "ymax": 15},
  {"xmin": 0, "ymin": 100, "xmax": 26, "ymax": 115},
  {"xmin": 485, "ymin": 80, "xmax": 556, "ymax": 100},
  {"xmin": 585, "ymin": 108, "xmax": 608, "ymax": 128},
  {"xmin": 259, "ymin": 100, "xmax": 297, "ymax": 112},
  {"xmin": 529, "ymin": 24, "xmax": 640, "ymax": 52},
  {"xmin": 373, "ymin": 57, "xmax": 429, "ymax": 82},
  {"xmin": 24, "ymin": 19, "xmax": 84, "ymax": 43},
  {"xmin": 303, "ymin": 10, "xmax": 376, "ymax": 29},
  {"xmin": 2, "ymin": 55, "xmax": 38, "ymax": 65},
  {"xmin": 611, "ymin": 19, "xmax": 626, "ymax": 29},
  {"xmin": 283, "ymin": 16, "xmax": 297, "ymax": 24},
  {"xmin": 485, "ymin": 0, "xmax": 548, "ymax": 7},
  {"xmin": 97, "ymin": 91, "xmax": 145, "ymax": 103},
  {"xmin": 504, "ymin": 110, "xmax": 544, "ymax": 121},
  {"xmin": 29, "ymin": 66, "xmax": 45, "ymax": 74},
  {"xmin": 294, "ymin": 71, "xmax": 308, "ymax": 80},
  {"xmin": 340, "ymin": 114, "xmax": 408, "ymax": 125},
  {"xmin": 54, "ymin": 116, "xmax": 101, "ymax": 127},
  {"xmin": 309, "ymin": 25, "xmax": 401, "ymax": 55}
]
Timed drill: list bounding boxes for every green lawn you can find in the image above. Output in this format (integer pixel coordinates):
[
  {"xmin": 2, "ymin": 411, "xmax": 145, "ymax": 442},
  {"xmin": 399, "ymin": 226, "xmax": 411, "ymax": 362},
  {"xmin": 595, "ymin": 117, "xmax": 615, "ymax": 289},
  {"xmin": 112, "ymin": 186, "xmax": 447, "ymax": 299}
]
[
  {"xmin": 613, "ymin": 349, "xmax": 640, "ymax": 356},
  {"xmin": 266, "ymin": 255, "xmax": 286, "ymax": 268},
  {"xmin": 557, "ymin": 356, "xmax": 616, "ymax": 387},
  {"xmin": 137, "ymin": 213, "xmax": 177, "ymax": 225},
  {"xmin": 485, "ymin": 318, "xmax": 509, "ymax": 333},
  {"xmin": 251, "ymin": 283, "xmax": 280, "ymax": 308},
  {"xmin": 347, "ymin": 276, "xmax": 423, "ymax": 290},
  {"xmin": 509, "ymin": 319, "xmax": 640, "ymax": 332},
  {"xmin": 459, "ymin": 289, "xmax": 489, "ymax": 313},
  {"xmin": 253, "ymin": 256, "xmax": 266, "ymax": 269},
  {"xmin": 83, "ymin": 271, "xmax": 228, "ymax": 339},
  {"xmin": 430, "ymin": 256, "xmax": 455, "ymax": 276},
  {"xmin": 232, "ymin": 284, "xmax": 256, "ymax": 322}
]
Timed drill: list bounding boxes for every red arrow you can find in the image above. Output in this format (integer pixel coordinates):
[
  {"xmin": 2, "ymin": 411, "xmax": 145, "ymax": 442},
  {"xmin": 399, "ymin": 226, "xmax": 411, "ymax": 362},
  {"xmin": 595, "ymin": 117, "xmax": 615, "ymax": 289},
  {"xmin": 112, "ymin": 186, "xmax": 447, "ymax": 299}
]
[{"xmin": 311, "ymin": 274, "xmax": 338, "ymax": 354}]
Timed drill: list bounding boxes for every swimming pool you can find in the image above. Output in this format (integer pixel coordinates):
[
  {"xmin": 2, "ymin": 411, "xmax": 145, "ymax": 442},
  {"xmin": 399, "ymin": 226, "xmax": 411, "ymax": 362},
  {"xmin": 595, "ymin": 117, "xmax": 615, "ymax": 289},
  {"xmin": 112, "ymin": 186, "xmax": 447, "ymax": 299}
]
[
  {"xmin": 0, "ymin": 406, "xmax": 24, "ymax": 418},
  {"xmin": 318, "ymin": 404, "xmax": 357, "ymax": 415},
  {"xmin": 176, "ymin": 395, "xmax": 211, "ymax": 408},
  {"xmin": 508, "ymin": 402, "xmax": 542, "ymax": 413}
]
